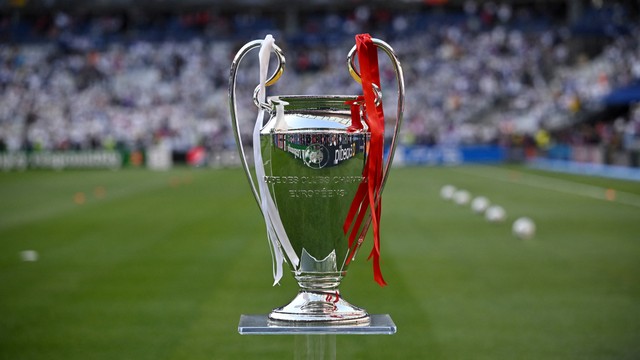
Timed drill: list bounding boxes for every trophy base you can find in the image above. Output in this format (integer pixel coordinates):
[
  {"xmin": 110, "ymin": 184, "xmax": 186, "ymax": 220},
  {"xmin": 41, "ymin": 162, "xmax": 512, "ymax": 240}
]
[{"xmin": 268, "ymin": 290, "xmax": 370, "ymax": 325}]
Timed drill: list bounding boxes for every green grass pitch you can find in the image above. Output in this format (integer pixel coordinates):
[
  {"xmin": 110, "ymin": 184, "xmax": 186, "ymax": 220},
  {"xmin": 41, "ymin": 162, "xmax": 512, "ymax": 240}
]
[{"xmin": 1, "ymin": 165, "xmax": 639, "ymax": 359}]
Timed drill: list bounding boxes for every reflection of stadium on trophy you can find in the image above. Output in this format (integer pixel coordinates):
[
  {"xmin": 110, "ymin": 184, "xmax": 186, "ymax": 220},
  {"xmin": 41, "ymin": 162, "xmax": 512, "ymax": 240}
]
[
  {"xmin": 303, "ymin": 144, "xmax": 325, "ymax": 168},
  {"xmin": 274, "ymin": 132, "xmax": 366, "ymax": 170}
]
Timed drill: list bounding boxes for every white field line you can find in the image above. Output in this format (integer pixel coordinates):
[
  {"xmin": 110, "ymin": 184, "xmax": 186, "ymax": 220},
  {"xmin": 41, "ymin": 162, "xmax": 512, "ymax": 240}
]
[{"xmin": 452, "ymin": 166, "xmax": 640, "ymax": 209}]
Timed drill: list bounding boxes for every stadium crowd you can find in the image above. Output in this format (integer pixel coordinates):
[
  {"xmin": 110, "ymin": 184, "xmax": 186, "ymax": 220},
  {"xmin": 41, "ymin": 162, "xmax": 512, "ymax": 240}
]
[{"xmin": 0, "ymin": 2, "xmax": 639, "ymax": 161}]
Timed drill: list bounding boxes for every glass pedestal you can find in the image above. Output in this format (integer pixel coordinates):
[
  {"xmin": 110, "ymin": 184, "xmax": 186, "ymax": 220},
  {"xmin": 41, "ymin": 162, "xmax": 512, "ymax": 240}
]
[{"xmin": 238, "ymin": 314, "xmax": 396, "ymax": 360}]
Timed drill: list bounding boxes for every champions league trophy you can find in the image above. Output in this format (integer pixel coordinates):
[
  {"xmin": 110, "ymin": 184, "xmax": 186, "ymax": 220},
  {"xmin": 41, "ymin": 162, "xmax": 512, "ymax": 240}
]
[{"xmin": 229, "ymin": 34, "xmax": 404, "ymax": 325}]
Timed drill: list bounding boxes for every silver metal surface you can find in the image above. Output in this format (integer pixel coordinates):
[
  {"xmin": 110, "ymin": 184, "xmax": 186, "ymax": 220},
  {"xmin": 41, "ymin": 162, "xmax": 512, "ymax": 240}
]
[
  {"xmin": 259, "ymin": 96, "xmax": 370, "ymax": 323},
  {"xmin": 229, "ymin": 38, "xmax": 404, "ymax": 324}
]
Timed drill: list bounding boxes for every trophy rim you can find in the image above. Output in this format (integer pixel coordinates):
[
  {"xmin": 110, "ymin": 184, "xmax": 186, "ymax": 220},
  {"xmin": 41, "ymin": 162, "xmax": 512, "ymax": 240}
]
[
  {"xmin": 268, "ymin": 128, "xmax": 368, "ymax": 134},
  {"xmin": 266, "ymin": 95, "xmax": 362, "ymax": 112},
  {"xmin": 268, "ymin": 94, "xmax": 361, "ymax": 102}
]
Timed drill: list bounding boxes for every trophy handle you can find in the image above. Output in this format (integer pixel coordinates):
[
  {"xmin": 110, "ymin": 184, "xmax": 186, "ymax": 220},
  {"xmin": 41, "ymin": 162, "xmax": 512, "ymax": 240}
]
[
  {"xmin": 347, "ymin": 38, "xmax": 405, "ymax": 195},
  {"xmin": 228, "ymin": 40, "xmax": 285, "ymax": 207},
  {"xmin": 346, "ymin": 38, "xmax": 406, "ymax": 248}
]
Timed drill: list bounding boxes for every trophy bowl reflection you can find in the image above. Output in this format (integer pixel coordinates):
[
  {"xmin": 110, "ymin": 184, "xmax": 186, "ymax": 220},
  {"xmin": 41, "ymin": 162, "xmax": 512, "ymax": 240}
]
[{"xmin": 229, "ymin": 37, "xmax": 404, "ymax": 324}]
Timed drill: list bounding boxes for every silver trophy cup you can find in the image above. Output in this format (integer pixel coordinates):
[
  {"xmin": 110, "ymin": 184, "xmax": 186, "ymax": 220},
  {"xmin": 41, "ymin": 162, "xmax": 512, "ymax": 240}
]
[{"xmin": 229, "ymin": 38, "xmax": 404, "ymax": 324}]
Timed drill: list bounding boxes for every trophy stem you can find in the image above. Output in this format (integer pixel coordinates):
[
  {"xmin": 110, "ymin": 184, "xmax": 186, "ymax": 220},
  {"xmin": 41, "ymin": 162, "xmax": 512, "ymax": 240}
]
[
  {"xmin": 268, "ymin": 272, "xmax": 370, "ymax": 325},
  {"xmin": 296, "ymin": 272, "xmax": 342, "ymax": 290}
]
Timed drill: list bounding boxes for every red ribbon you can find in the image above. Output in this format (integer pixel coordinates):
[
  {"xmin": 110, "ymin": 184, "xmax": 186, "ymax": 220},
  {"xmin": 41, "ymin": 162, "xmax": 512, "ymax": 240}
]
[
  {"xmin": 346, "ymin": 96, "xmax": 364, "ymax": 132},
  {"xmin": 343, "ymin": 34, "xmax": 387, "ymax": 287}
]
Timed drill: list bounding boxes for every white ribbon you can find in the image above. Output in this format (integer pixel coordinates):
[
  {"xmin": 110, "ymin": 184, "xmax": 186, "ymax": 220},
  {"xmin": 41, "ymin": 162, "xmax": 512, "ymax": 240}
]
[{"xmin": 254, "ymin": 35, "xmax": 299, "ymax": 285}]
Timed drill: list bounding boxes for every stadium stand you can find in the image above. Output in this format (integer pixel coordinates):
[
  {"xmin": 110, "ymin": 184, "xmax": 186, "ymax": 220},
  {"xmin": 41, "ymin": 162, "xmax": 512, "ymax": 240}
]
[{"xmin": 0, "ymin": 1, "xmax": 638, "ymax": 167}]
